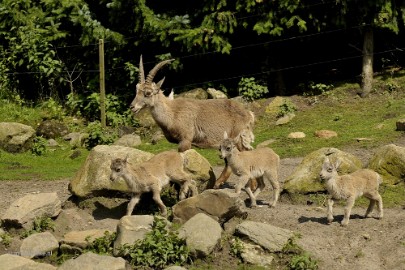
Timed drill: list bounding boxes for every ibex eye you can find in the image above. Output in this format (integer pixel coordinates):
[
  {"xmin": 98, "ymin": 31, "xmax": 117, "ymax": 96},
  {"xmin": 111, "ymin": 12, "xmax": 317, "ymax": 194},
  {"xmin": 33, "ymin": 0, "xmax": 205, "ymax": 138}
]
[{"xmin": 227, "ymin": 147, "xmax": 231, "ymax": 151}]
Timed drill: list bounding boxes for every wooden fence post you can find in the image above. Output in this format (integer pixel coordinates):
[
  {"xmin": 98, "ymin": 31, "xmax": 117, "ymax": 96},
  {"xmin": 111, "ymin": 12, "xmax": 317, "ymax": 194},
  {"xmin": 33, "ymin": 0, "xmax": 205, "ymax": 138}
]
[{"xmin": 99, "ymin": 39, "xmax": 106, "ymax": 128}]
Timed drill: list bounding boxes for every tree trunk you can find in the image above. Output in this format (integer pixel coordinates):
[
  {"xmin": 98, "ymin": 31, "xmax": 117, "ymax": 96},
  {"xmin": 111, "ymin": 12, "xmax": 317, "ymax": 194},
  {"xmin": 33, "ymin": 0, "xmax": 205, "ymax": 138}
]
[{"xmin": 360, "ymin": 26, "xmax": 374, "ymax": 98}]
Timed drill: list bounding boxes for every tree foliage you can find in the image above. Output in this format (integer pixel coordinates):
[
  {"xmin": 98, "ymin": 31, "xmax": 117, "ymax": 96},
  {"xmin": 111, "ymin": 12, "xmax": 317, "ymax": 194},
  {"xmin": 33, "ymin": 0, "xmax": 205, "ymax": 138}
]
[{"xmin": 0, "ymin": 0, "xmax": 404, "ymax": 103}]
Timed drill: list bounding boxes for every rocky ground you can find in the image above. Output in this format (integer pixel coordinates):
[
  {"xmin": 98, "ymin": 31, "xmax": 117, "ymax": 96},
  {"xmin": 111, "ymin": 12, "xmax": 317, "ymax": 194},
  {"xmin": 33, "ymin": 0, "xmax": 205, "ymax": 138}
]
[{"xmin": 1, "ymin": 136, "xmax": 404, "ymax": 269}]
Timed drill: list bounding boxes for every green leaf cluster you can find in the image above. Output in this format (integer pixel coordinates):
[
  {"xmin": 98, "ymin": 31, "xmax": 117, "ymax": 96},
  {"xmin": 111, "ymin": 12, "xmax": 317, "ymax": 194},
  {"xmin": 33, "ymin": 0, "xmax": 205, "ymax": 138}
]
[{"xmin": 120, "ymin": 216, "xmax": 190, "ymax": 269}]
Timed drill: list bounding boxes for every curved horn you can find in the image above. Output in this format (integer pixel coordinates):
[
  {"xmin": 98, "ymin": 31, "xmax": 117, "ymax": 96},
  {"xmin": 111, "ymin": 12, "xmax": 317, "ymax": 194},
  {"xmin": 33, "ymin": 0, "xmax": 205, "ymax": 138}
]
[
  {"xmin": 146, "ymin": 59, "xmax": 174, "ymax": 84},
  {"xmin": 139, "ymin": 55, "xmax": 145, "ymax": 84}
]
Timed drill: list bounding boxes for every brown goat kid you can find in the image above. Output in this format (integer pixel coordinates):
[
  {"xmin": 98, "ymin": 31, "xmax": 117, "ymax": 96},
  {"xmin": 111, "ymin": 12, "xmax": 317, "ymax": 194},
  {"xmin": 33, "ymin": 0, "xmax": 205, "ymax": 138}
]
[
  {"xmin": 319, "ymin": 157, "xmax": 383, "ymax": 226},
  {"xmin": 109, "ymin": 151, "xmax": 197, "ymax": 217},
  {"xmin": 130, "ymin": 56, "xmax": 256, "ymax": 189},
  {"xmin": 219, "ymin": 132, "xmax": 280, "ymax": 208}
]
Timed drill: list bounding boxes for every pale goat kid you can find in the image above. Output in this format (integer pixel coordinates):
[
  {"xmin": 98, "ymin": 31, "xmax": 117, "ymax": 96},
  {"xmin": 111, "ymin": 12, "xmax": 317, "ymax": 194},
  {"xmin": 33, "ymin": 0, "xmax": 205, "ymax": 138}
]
[
  {"xmin": 219, "ymin": 131, "xmax": 280, "ymax": 208},
  {"xmin": 130, "ymin": 56, "xmax": 255, "ymax": 189},
  {"xmin": 319, "ymin": 157, "xmax": 383, "ymax": 226},
  {"xmin": 109, "ymin": 151, "xmax": 197, "ymax": 217}
]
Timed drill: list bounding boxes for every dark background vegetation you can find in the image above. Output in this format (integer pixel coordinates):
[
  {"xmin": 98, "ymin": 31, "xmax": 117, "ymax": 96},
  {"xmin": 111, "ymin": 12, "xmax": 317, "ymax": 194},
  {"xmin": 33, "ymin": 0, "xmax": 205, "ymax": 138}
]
[{"xmin": 0, "ymin": 0, "xmax": 404, "ymax": 108}]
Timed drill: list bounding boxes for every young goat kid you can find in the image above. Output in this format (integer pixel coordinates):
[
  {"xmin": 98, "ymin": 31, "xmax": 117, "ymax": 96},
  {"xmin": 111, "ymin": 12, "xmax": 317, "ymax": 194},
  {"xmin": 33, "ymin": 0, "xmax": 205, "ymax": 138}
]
[
  {"xmin": 109, "ymin": 151, "xmax": 197, "ymax": 217},
  {"xmin": 219, "ymin": 132, "xmax": 280, "ymax": 208},
  {"xmin": 319, "ymin": 157, "xmax": 383, "ymax": 226}
]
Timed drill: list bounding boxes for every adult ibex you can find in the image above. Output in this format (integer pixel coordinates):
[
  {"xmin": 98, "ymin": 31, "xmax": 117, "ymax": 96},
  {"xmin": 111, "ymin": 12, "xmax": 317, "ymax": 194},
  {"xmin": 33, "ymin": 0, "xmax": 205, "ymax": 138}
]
[{"xmin": 130, "ymin": 56, "xmax": 256, "ymax": 189}]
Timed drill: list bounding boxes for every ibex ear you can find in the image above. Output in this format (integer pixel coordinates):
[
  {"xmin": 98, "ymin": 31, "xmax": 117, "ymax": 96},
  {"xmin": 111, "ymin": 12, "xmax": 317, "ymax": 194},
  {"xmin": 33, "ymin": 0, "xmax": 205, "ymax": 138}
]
[
  {"xmin": 334, "ymin": 159, "xmax": 342, "ymax": 169},
  {"xmin": 156, "ymin": 77, "xmax": 165, "ymax": 88},
  {"xmin": 223, "ymin": 131, "xmax": 228, "ymax": 140}
]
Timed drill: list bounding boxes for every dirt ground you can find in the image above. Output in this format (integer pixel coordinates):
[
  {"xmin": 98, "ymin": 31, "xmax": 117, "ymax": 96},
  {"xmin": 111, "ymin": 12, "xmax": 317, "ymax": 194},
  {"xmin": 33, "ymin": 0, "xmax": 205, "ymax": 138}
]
[{"xmin": 1, "ymin": 142, "xmax": 405, "ymax": 270}]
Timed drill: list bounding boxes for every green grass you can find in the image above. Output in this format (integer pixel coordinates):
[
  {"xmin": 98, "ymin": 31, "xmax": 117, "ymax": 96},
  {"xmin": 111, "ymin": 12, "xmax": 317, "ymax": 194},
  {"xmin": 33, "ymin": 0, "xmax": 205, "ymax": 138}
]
[
  {"xmin": 255, "ymin": 86, "xmax": 405, "ymax": 158},
  {"xmin": 0, "ymin": 147, "xmax": 89, "ymax": 180}
]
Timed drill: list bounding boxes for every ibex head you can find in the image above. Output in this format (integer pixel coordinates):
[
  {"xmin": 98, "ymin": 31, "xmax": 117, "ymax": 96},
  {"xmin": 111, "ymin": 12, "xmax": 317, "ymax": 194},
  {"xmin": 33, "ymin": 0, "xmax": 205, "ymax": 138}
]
[
  {"xmin": 110, "ymin": 156, "xmax": 129, "ymax": 181},
  {"xmin": 219, "ymin": 131, "xmax": 237, "ymax": 159},
  {"xmin": 130, "ymin": 56, "xmax": 174, "ymax": 113}
]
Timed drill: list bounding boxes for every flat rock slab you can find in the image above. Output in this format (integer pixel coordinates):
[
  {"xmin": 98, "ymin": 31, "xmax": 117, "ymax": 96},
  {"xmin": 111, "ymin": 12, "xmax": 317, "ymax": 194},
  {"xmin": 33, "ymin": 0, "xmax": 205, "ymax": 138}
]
[
  {"xmin": 235, "ymin": 221, "xmax": 294, "ymax": 252},
  {"xmin": 0, "ymin": 254, "xmax": 56, "ymax": 270},
  {"xmin": 1, "ymin": 192, "xmax": 61, "ymax": 229},
  {"xmin": 58, "ymin": 252, "xmax": 129, "ymax": 270}
]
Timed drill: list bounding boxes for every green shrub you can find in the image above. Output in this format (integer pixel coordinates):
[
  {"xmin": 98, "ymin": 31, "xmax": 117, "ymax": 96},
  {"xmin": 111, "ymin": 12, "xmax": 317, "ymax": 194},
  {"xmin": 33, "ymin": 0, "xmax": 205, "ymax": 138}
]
[
  {"xmin": 39, "ymin": 97, "xmax": 65, "ymax": 120},
  {"xmin": 288, "ymin": 252, "xmax": 319, "ymax": 270},
  {"xmin": 277, "ymin": 100, "xmax": 297, "ymax": 118},
  {"xmin": 31, "ymin": 136, "xmax": 48, "ymax": 156},
  {"xmin": 229, "ymin": 237, "xmax": 244, "ymax": 259},
  {"xmin": 85, "ymin": 231, "xmax": 116, "ymax": 255},
  {"xmin": 0, "ymin": 231, "xmax": 13, "ymax": 247},
  {"xmin": 238, "ymin": 77, "xmax": 269, "ymax": 101},
  {"xmin": 21, "ymin": 216, "xmax": 55, "ymax": 238},
  {"xmin": 120, "ymin": 216, "xmax": 190, "ymax": 269},
  {"xmin": 84, "ymin": 121, "xmax": 118, "ymax": 149}
]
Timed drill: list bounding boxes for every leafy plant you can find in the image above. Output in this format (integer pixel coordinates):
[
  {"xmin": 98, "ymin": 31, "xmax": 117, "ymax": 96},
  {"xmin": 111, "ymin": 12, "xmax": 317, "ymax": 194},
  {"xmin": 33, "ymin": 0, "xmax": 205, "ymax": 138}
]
[
  {"xmin": 288, "ymin": 252, "xmax": 319, "ymax": 270},
  {"xmin": 31, "ymin": 136, "xmax": 48, "ymax": 156},
  {"xmin": 0, "ymin": 231, "xmax": 13, "ymax": 247},
  {"xmin": 238, "ymin": 77, "xmax": 269, "ymax": 101},
  {"xmin": 120, "ymin": 216, "xmax": 190, "ymax": 269},
  {"xmin": 84, "ymin": 121, "xmax": 118, "ymax": 149},
  {"xmin": 277, "ymin": 100, "xmax": 297, "ymax": 118},
  {"xmin": 302, "ymin": 81, "xmax": 334, "ymax": 96},
  {"xmin": 85, "ymin": 231, "xmax": 116, "ymax": 255},
  {"xmin": 21, "ymin": 216, "xmax": 55, "ymax": 238},
  {"xmin": 39, "ymin": 97, "xmax": 65, "ymax": 120},
  {"xmin": 229, "ymin": 237, "xmax": 244, "ymax": 259},
  {"xmin": 283, "ymin": 234, "xmax": 319, "ymax": 270}
]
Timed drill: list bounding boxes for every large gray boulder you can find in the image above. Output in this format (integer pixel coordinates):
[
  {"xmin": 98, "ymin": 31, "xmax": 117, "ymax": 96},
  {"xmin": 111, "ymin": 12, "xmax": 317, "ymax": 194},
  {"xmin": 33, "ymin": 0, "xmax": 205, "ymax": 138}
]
[
  {"xmin": 69, "ymin": 145, "xmax": 214, "ymax": 197},
  {"xmin": 0, "ymin": 122, "xmax": 36, "ymax": 153},
  {"xmin": 172, "ymin": 189, "xmax": 246, "ymax": 225},
  {"xmin": 113, "ymin": 215, "xmax": 154, "ymax": 256},
  {"xmin": 178, "ymin": 213, "xmax": 222, "ymax": 258},
  {"xmin": 283, "ymin": 147, "xmax": 362, "ymax": 194},
  {"xmin": 368, "ymin": 144, "xmax": 405, "ymax": 185},
  {"xmin": 1, "ymin": 192, "xmax": 61, "ymax": 229},
  {"xmin": 0, "ymin": 254, "xmax": 56, "ymax": 270},
  {"xmin": 36, "ymin": 119, "xmax": 68, "ymax": 139},
  {"xmin": 69, "ymin": 145, "xmax": 154, "ymax": 197},
  {"xmin": 235, "ymin": 221, "xmax": 294, "ymax": 252},
  {"xmin": 58, "ymin": 252, "xmax": 129, "ymax": 270},
  {"xmin": 19, "ymin": 231, "xmax": 59, "ymax": 259}
]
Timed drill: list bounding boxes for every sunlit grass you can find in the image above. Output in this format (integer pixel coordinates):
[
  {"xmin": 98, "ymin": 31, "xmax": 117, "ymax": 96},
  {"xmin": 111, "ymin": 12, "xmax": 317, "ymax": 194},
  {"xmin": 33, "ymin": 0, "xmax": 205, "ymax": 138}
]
[{"xmin": 0, "ymin": 147, "xmax": 89, "ymax": 180}]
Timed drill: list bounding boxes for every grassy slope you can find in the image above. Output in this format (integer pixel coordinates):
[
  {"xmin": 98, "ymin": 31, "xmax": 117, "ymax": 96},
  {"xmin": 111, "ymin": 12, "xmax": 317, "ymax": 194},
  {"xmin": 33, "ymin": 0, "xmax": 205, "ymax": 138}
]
[{"xmin": 0, "ymin": 72, "xmax": 404, "ymax": 182}]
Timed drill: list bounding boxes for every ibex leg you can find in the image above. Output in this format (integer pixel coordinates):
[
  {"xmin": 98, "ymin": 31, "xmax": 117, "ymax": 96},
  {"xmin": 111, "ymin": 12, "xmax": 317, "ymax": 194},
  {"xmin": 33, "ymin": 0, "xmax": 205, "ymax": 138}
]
[
  {"xmin": 126, "ymin": 194, "xmax": 141, "ymax": 216},
  {"xmin": 213, "ymin": 161, "xmax": 232, "ymax": 189}
]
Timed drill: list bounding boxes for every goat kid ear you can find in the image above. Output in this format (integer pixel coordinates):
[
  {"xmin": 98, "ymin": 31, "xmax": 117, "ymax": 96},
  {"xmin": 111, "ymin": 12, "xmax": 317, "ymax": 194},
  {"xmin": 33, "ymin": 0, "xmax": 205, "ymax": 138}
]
[
  {"xmin": 334, "ymin": 159, "xmax": 342, "ymax": 169},
  {"xmin": 223, "ymin": 131, "xmax": 228, "ymax": 140}
]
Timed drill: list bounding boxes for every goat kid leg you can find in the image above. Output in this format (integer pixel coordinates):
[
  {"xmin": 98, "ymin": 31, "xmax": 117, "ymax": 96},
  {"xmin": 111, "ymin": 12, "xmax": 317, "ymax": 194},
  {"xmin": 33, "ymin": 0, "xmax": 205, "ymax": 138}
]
[
  {"xmin": 267, "ymin": 173, "xmax": 280, "ymax": 208},
  {"xmin": 374, "ymin": 193, "xmax": 384, "ymax": 219},
  {"xmin": 213, "ymin": 162, "xmax": 232, "ymax": 189},
  {"xmin": 235, "ymin": 175, "xmax": 250, "ymax": 194},
  {"xmin": 327, "ymin": 198, "xmax": 334, "ymax": 224},
  {"xmin": 126, "ymin": 194, "xmax": 141, "ymax": 216},
  {"xmin": 178, "ymin": 180, "xmax": 191, "ymax": 200},
  {"xmin": 253, "ymin": 177, "xmax": 265, "ymax": 198},
  {"xmin": 342, "ymin": 196, "xmax": 355, "ymax": 226},
  {"xmin": 365, "ymin": 198, "xmax": 376, "ymax": 218},
  {"xmin": 244, "ymin": 186, "xmax": 257, "ymax": 208},
  {"xmin": 152, "ymin": 188, "xmax": 167, "ymax": 217}
]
